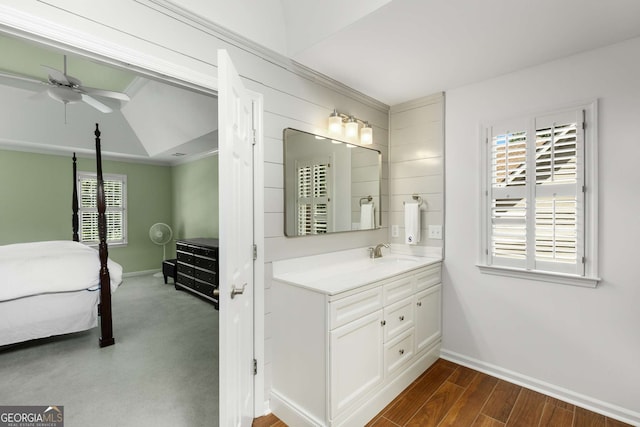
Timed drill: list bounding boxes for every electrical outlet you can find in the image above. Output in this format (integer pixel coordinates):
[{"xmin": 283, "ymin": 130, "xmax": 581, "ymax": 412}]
[
  {"xmin": 391, "ymin": 225, "xmax": 399, "ymax": 237},
  {"xmin": 428, "ymin": 225, "xmax": 442, "ymax": 240}
]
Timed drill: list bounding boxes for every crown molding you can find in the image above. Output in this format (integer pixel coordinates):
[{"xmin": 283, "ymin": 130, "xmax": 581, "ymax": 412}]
[
  {"xmin": 0, "ymin": 2, "xmax": 218, "ymax": 94},
  {"xmin": 145, "ymin": 0, "xmax": 389, "ymax": 113}
]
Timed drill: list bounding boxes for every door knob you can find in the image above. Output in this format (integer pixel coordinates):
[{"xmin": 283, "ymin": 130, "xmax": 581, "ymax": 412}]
[
  {"xmin": 231, "ymin": 283, "xmax": 247, "ymax": 299},
  {"xmin": 213, "ymin": 289, "xmax": 220, "ymax": 297}
]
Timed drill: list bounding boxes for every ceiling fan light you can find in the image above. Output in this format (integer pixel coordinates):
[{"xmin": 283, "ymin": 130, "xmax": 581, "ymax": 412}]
[{"xmin": 47, "ymin": 86, "xmax": 81, "ymax": 104}]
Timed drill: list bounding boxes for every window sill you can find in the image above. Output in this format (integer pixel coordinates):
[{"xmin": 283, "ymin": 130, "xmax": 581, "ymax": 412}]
[
  {"xmin": 477, "ymin": 264, "xmax": 600, "ymax": 288},
  {"xmin": 84, "ymin": 242, "xmax": 128, "ymax": 249}
]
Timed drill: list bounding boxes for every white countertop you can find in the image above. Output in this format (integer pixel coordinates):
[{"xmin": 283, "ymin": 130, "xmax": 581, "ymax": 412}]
[{"xmin": 272, "ymin": 247, "xmax": 442, "ymax": 295}]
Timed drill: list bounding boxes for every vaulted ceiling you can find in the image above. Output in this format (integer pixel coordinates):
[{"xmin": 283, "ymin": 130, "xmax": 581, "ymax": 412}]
[{"xmin": 0, "ymin": 34, "xmax": 218, "ymax": 164}]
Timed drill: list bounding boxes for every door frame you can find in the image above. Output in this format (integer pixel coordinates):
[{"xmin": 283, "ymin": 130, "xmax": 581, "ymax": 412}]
[{"xmin": 0, "ymin": 5, "xmax": 266, "ymax": 419}]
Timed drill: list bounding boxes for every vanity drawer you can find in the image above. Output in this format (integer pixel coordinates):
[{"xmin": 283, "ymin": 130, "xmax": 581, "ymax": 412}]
[
  {"xmin": 384, "ymin": 329, "xmax": 414, "ymax": 375},
  {"xmin": 383, "ymin": 296, "xmax": 414, "ymax": 341},
  {"xmin": 330, "ymin": 287, "xmax": 383, "ymax": 330},
  {"xmin": 383, "ymin": 276, "xmax": 414, "ymax": 305},
  {"xmin": 415, "ymin": 263, "xmax": 442, "ymax": 291}
]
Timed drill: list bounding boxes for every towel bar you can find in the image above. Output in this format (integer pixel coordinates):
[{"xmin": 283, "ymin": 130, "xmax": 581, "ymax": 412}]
[
  {"xmin": 359, "ymin": 195, "xmax": 373, "ymax": 206},
  {"xmin": 403, "ymin": 194, "xmax": 423, "ymax": 206}
]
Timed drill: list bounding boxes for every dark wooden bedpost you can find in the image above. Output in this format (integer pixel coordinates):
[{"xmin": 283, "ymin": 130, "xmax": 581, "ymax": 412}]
[
  {"xmin": 72, "ymin": 153, "xmax": 79, "ymax": 242},
  {"xmin": 95, "ymin": 124, "xmax": 115, "ymax": 348}
]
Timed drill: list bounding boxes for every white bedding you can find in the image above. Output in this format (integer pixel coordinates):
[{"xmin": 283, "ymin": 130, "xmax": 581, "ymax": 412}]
[
  {"xmin": 0, "ymin": 240, "xmax": 123, "ymax": 302},
  {"xmin": 0, "ymin": 290, "xmax": 100, "ymax": 346}
]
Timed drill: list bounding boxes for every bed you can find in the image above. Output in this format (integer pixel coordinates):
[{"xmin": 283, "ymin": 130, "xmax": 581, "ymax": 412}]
[{"xmin": 0, "ymin": 124, "xmax": 122, "ymax": 348}]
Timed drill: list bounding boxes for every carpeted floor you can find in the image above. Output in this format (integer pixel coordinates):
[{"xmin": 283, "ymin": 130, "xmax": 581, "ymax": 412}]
[{"xmin": 0, "ymin": 274, "xmax": 219, "ymax": 426}]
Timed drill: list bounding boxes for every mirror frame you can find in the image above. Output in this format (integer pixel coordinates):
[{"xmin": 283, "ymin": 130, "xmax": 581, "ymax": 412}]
[{"xmin": 283, "ymin": 127, "xmax": 382, "ymax": 237}]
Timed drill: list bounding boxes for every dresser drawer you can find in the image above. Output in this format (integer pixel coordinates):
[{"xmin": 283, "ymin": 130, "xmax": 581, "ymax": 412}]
[
  {"xmin": 177, "ymin": 250, "xmax": 193, "ymax": 265},
  {"xmin": 193, "ymin": 254, "xmax": 217, "ymax": 271},
  {"xmin": 384, "ymin": 329, "xmax": 414, "ymax": 375},
  {"xmin": 176, "ymin": 272, "xmax": 194, "ymax": 288},
  {"xmin": 176, "ymin": 261, "xmax": 194, "ymax": 277},
  {"xmin": 383, "ymin": 275, "xmax": 414, "ymax": 305},
  {"xmin": 415, "ymin": 263, "xmax": 441, "ymax": 291},
  {"xmin": 194, "ymin": 246, "xmax": 217, "ymax": 259},
  {"xmin": 330, "ymin": 287, "xmax": 383, "ymax": 330},
  {"xmin": 383, "ymin": 296, "xmax": 414, "ymax": 341},
  {"xmin": 194, "ymin": 267, "xmax": 216, "ymax": 284}
]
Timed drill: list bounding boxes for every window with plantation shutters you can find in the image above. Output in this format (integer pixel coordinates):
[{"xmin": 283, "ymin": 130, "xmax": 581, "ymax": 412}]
[
  {"xmin": 480, "ymin": 103, "xmax": 599, "ymax": 287},
  {"xmin": 77, "ymin": 172, "xmax": 127, "ymax": 245},
  {"xmin": 296, "ymin": 158, "xmax": 331, "ymax": 235}
]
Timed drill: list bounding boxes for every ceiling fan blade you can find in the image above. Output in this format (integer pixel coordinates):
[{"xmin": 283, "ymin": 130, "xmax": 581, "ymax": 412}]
[
  {"xmin": 81, "ymin": 93, "xmax": 113, "ymax": 113},
  {"xmin": 82, "ymin": 87, "xmax": 130, "ymax": 101},
  {"xmin": 0, "ymin": 71, "xmax": 48, "ymax": 92},
  {"xmin": 41, "ymin": 65, "xmax": 70, "ymax": 85}
]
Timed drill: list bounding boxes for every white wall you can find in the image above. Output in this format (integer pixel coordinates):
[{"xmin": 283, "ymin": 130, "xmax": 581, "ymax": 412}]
[
  {"xmin": 0, "ymin": 0, "xmax": 389, "ymax": 414},
  {"xmin": 444, "ymin": 36, "xmax": 640, "ymax": 423}
]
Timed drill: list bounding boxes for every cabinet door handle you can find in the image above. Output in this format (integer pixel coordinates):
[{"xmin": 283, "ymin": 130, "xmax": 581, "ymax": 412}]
[
  {"xmin": 399, "ymin": 315, "xmax": 405, "ymax": 321},
  {"xmin": 380, "ymin": 320, "xmax": 386, "ymax": 326},
  {"xmin": 417, "ymin": 301, "xmax": 422, "ymax": 307},
  {"xmin": 399, "ymin": 349, "xmax": 405, "ymax": 355}
]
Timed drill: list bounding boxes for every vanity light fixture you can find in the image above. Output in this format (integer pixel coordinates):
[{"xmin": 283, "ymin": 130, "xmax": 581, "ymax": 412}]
[
  {"xmin": 360, "ymin": 122, "xmax": 373, "ymax": 144},
  {"xmin": 328, "ymin": 109, "xmax": 343, "ymax": 136},
  {"xmin": 345, "ymin": 116, "xmax": 358, "ymax": 139},
  {"xmin": 326, "ymin": 109, "xmax": 374, "ymax": 145}
]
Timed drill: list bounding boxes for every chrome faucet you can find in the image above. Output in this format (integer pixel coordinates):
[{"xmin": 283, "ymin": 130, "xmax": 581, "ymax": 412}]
[{"xmin": 369, "ymin": 243, "xmax": 390, "ymax": 258}]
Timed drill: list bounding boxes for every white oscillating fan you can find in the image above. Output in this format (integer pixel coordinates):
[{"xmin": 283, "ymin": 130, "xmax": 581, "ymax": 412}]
[{"xmin": 149, "ymin": 222, "xmax": 173, "ymax": 261}]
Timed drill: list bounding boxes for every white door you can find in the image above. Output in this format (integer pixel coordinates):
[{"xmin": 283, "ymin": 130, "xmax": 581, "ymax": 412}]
[{"xmin": 218, "ymin": 49, "xmax": 255, "ymax": 427}]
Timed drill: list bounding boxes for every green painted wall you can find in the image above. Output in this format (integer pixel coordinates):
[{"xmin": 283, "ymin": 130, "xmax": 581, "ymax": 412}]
[
  {"xmin": 171, "ymin": 154, "xmax": 218, "ymax": 251},
  {"xmin": 0, "ymin": 149, "xmax": 173, "ymax": 273}
]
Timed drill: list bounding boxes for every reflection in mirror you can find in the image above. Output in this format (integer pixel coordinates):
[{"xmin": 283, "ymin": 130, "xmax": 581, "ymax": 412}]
[{"xmin": 284, "ymin": 128, "xmax": 381, "ymax": 236}]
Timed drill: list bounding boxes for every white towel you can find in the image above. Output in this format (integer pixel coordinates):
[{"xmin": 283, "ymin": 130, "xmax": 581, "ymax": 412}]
[
  {"xmin": 360, "ymin": 203, "xmax": 375, "ymax": 230},
  {"xmin": 404, "ymin": 201, "xmax": 421, "ymax": 245}
]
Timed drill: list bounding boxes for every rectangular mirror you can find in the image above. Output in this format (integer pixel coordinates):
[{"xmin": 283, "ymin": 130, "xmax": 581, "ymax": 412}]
[{"xmin": 284, "ymin": 128, "xmax": 382, "ymax": 236}]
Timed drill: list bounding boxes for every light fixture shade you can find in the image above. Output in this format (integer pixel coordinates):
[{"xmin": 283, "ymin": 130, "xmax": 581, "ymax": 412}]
[
  {"xmin": 360, "ymin": 122, "xmax": 373, "ymax": 144},
  {"xmin": 345, "ymin": 116, "xmax": 358, "ymax": 139},
  {"xmin": 48, "ymin": 86, "xmax": 82, "ymax": 104},
  {"xmin": 328, "ymin": 109, "xmax": 343, "ymax": 136}
]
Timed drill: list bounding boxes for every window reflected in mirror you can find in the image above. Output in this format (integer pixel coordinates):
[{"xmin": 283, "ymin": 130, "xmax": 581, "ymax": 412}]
[{"xmin": 283, "ymin": 128, "xmax": 381, "ymax": 236}]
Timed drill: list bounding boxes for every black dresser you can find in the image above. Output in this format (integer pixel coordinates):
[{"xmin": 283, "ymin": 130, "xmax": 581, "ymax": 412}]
[{"xmin": 175, "ymin": 238, "xmax": 219, "ymax": 309}]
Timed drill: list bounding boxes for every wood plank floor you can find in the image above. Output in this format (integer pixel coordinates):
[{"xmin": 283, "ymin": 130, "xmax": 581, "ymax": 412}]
[{"xmin": 253, "ymin": 359, "xmax": 632, "ymax": 427}]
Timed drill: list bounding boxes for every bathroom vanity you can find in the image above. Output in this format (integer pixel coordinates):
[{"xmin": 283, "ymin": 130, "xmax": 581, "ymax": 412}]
[{"xmin": 270, "ymin": 248, "xmax": 442, "ymax": 427}]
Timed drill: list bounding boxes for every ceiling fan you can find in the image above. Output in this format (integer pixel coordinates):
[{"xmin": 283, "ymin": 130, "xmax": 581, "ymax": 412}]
[{"xmin": 0, "ymin": 55, "xmax": 130, "ymax": 113}]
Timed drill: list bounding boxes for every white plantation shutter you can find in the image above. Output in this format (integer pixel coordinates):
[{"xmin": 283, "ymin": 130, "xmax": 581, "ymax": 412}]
[
  {"xmin": 296, "ymin": 159, "xmax": 331, "ymax": 235},
  {"xmin": 533, "ymin": 111, "xmax": 584, "ymax": 274},
  {"xmin": 485, "ymin": 110, "xmax": 585, "ymax": 276},
  {"xmin": 78, "ymin": 172, "xmax": 127, "ymax": 245},
  {"xmin": 489, "ymin": 123, "xmax": 528, "ymax": 268}
]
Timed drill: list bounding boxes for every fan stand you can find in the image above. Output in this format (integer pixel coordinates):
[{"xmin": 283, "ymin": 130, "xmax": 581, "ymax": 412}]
[{"xmin": 153, "ymin": 243, "xmax": 167, "ymax": 279}]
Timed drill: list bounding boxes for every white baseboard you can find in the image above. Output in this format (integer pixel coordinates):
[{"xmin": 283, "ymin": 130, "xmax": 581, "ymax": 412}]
[
  {"xmin": 122, "ymin": 269, "xmax": 159, "ymax": 278},
  {"xmin": 440, "ymin": 349, "xmax": 640, "ymax": 426},
  {"xmin": 270, "ymin": 390, "xmax": 322, "ymax": 427}
]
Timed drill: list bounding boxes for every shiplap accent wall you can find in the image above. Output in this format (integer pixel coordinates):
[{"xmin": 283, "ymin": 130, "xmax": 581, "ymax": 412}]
[
  {"xmin": 0, "ymin": 0, "xmax": 390, "ymax": 411},
  {"xmin": 389, "ymin": 93, "xmax": 444, "ymax": 250}
]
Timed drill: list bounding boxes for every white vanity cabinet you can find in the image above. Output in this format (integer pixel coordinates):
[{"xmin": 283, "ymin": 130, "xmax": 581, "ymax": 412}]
[{"xmin": 271, "ymin": 261, "xmax": 442, "ymax": 427}]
